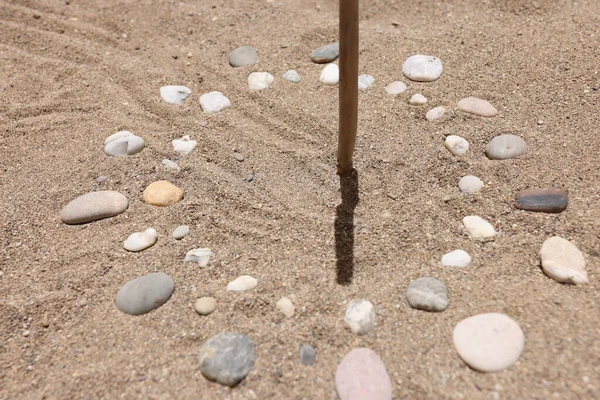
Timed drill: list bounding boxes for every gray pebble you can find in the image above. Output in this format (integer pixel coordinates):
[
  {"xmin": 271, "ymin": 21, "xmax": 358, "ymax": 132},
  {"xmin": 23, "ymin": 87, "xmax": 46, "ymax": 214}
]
[
  {"xmin": 244, "ymin": 173, "xmax": 254, "ymax": 182},
  {"xmin": 310, "ymin": 42, "xmax": 339, "ymax": 63},
  {"xmin": 234, "ymin": 152, "xmax": 245, "ymax": 162},
  {"xmin": 229, "ymin": 45, "xmax": 258, "ymax": 67},
  {"xmin": 115, "ymin": 272, "xmax": 174, "ymax": 315},
  {"xmin": 405, "ymin": 277, "xmax": 448, "ymax": 312},
  {"xmin": 198, "ymin": 332, "xmax": 257, "ymax": 387},
  {"xmin": 485, "ymin": 134, "xmax": 527, "ymax": 160},
  {"xmin": 172, "ymin": 225, "xmax": 190, "ymax": 239},
  {"xmin": 95, "ymin": 175, "xmax": 108, "ymax": 183},
  {"xmin": 60, "ymin": 191, "xmax": 128, "ymax": 225},
  {"xmin": 300, "ymin": 344, "xmax": 316, "ymax": 366},
  {"xmin": 282, "ymin": 70, "xmax": 301, "ymax": 83}
]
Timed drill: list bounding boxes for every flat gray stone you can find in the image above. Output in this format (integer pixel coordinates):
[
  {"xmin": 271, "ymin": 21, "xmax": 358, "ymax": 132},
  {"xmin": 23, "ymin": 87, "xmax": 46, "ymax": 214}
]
[
  {"xmin": 60, "ymin": 191, "xmax": 128, "ymax": 225},
  {"xmin": 405, "ymin": 277, "xmax": 448, "ymax": 312},
  {"xmin": 310, "ymin": 42, "xmax": 339, "ymax": 63},
  {"xmin": 300, "ymin": 344, "xmax": 316, "ymax": 366},
  {"xmin": 115, "ymin": 272, "xmax": 174, "ymax": 315},
  {"xmin": 485, "ymin": 134, "xmax": 527, "ymax": 160},
  {"xmin": 229, "ymin": 45, "xmax": 258, "ymax": 67},
  {"xmin": 172, "ymin": 225, "xmax": 190, "ymax": 239},
  {"xmin": 198, "ymin": 332, "xmax": 257, "ymax": 387}
]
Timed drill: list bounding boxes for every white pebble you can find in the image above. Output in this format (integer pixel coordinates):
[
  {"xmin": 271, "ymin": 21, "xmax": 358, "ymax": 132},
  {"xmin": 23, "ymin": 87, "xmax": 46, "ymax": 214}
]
[
  {"xmin": 162, "ymin": 159, "xmax": 180, "ymax": 172},
  {"xmin": 123, "ymin": 228, "xmax": 158, "ymax": 252},
  {"xmin": 426, "ymin": 106, "xmax": 445, "ymax": 121},
  {"xmin": 248, "ymin": 72, "xmax": 274, "ymax": 91},
  {"xmin": 384, "ymin": 81, "xmax": 407, "ymax": 95},
  {"xmin": 282, "ymin": 70, "xmax": 301, "ymax": 83},
  {"xmin": 442, "ymin": 250, "xmax": 472, "ymax": 267},
  {"xmin": 160, "ymin": 85, "xmax": 191, "ymax": 105},
  {"xmin": 276, "ymin": 297, "xmax": 295, "ymax": 318},
  {"xmin": 194, "ymin": 297, "xmax": 217, "ymax": 315},
  {"xmin": 458, "ymin": 175, "xmax": 483, "ymax": 193},
  {"xmin": 184, "ymin": 248, "xmax": 212, "ymax": 267},
  {"xmin": 104, "ymin": 131, "xmax": 145, "ymax": 157},
  {"xmin": 444, "ymin": 135, "xmax": 469, "ymax": 156},
  {"xmin": 344, "ymin": 299, "xmax": 375, "ymax": 335},
  {"xmin": 320, "ymin": 64, "xmax": 339, "ymax": 85},
  {"xmin": 172, "ymin": 135, "xmax": 197, "ymax": 155},
  {"xmin": 358, "ymin": 74, "xmax": 375, "ymax": 90},
  {"xmin": 402, "ymin": 55, "xmax": 443, "ymax": 82},
  {"xmin": 226, "ymin": 275, "xmax": 258, "ymax": 292},
  {"xmin": 463, "ymin": 216, "xmax": 496, "ymax": 238},
  {"xmin": 540, "ymin": 236, "xmax": 588, "ymax": 284},
  {"xmin": 199, "ymin": 91, "xmax": 231, "ymax": 113},
  {"xmin": 172, "ymin": 225, "xmax": 190, "ymax": 240},
  {"xmin": 409, "ymin": 93, "xmax": 427, "ymax": 105}
]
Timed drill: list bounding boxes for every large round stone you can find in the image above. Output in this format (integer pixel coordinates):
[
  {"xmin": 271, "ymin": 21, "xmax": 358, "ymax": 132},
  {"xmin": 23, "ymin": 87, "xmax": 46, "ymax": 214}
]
[
  {"xmin": 60, "ymin": 191, "xmax": 128, "ymax": 224},
  {"xmin": 115, "ymin": 272, "xmax": 174, "ymax": 315},
  {"xmin": 143, "ymin": 181, "xmax": 183, "ymax": 206},
  {"xmin": 335, "ymin": 348, "xmax": 392, "ymax": 400},
  {"xmin": 198, "ymin": 332, "xmax": 257, "ymax": 387},
  {"xmin": 485, "ymin": 134, "xmax": 527, "ymax": 160}
]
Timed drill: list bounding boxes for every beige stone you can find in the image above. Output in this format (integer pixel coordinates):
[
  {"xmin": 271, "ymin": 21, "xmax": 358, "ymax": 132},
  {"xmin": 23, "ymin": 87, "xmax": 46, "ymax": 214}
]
[
  {"xmin": 458, "ymin": 97, "xmax": 498, "ymax": 117},
  {"xmin": 195, "ymin": 297, "xmax": 217, "ymax": 315},
  {"xmin": 143, "ymin": 181, "xmax": 183, "ymax": 206},
  {"xmin": 540, "ymin": 236, "xmax": 588, "ymax": 284}
]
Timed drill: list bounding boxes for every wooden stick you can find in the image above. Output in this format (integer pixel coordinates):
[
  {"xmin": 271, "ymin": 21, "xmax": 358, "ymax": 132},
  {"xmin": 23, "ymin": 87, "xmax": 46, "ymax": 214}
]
[{"xmin": 337, "ymin": 0, "xmax": 359, "ymax": 175}]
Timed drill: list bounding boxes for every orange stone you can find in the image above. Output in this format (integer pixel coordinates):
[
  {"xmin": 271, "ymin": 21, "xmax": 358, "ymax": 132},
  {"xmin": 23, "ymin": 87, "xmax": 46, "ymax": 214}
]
[{"xmin": 143, "ymin": 181, "xmax": 183, "ymax": 206}]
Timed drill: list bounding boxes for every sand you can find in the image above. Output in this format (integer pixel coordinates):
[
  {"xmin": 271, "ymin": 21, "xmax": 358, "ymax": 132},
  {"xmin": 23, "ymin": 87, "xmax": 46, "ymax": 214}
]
[{"xmin": 1, "ymin": 0, "xmax": 599, "ymax": 398}]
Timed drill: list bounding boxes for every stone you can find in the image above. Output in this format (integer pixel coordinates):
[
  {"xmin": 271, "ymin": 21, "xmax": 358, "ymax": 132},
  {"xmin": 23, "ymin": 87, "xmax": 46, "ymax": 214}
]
[
  {"xmin": 248, "ymin": 72, "xmax": 274, "ymax": 91},
  {"xmin": 515, "ymin": 188, "xmax": 568, "ymax": 213},
  {"xmin": 162, "ymin": 159, "xmax": 180, "ymax": 172},
  {"xmin": 172, "ymin": 135, "xmax": 197, "ymax": 155},
  {"xmin": 123, "ymin": 228, "xmax": 158, "ymax": 252},
  {"xmin": 458, "ymin": 97, "xmax": 498, "ymax": 117},
  {"xmin": 335, "ymin": 348, "xmax": 393, "ymax": 400},
  {"xmin": 198, "ymin": 332, "xmax": 256, "ymax": 387},
  {"xmin": 276, "ymin": 297, "xmax": 295, "ymax": 318},
  {"xmin": 540, "ymin": 236, "xmax": 588, "ymax": 284},
  {"xmin": 233, "ymin": 152, "xmax": 245, "ymax": 162},
  {"xmin": 409, "ymin": 93, "xmax": 427, "ymax": 105},
  {"xmin": 345, "ymin": 299, "xmax": 375, "ymax": 335},
  {"xmin": 444, "ymin": 135, "xmax": 469, "ymax": 156},
  {"xmin": 442, "ymin": 250, "xmax": 472, "ymax": 267},
  {"xmin": 300, "ymin": 344, "xmax": 316, "ymax": 366},
  {"xmin": 463, "ymin": 216, "xmax": 496, "ymax": 239},
  {"xmin": 172, "ymin": 225, "xmax": 190, "ymax": 239},
  {"xmin": 229, "ymin": 45, "xmax": 258, "ymax": 67},
  {"xmin": 459, "ymin": 175, "xmax": 484, "ymax": 193},
  {"xmin": 227, "ymin": 275, "xmax": 257, "ymax": 292},
  {"xmin": 61, "ymin": 191, "xmax": 128, "ymax": 224},
  {"xmin": 320, "ymin": 63, "xmax": 339, "ymax": 85},
  {"xmin": 160, "ymin": 85, "xmax": 191, "ymax": 105},
  {"xmin": 405, "ymin": 277, "xmax": 449, "ymax": 312},
  {"xmin": 143, "ymin": 181, "xmax": 183, "ymax": 206},
  {"xmin": 184, "ymin": 248, "xmax": 212, "ymax": 267},
  {"xmin": 402, "ymin": 55, "xmax": 443, "ymax": 82},
  {"xmin": 195, "ymin": 297, "xmax": 217, "ymax": 315},
  {"xmin": 426, "ymin": 106, "xmax": 445, "ymax": 121},
  {"xmin": 200, "ymin": 91, "xmax": 232, "ymax": 113},
  {"xmin": 282, "ymin": 70, "xmax": 301, "ymax": 83},
  {"xmin": 115, "ymin": 272, "xmax": 174, "ymax": 315},
  {"xmin": 358, "ymin": 74, "xmax": 375, "ymax": 90},
  {"xmin": 485, "ymin": 134, "xmax": 527, "ymax": 160},
  {"xmin": 384, "ymin": 81, "xmax": 407, "ymax": 95},
  {"xmin": 310, "ymin": 42, "xmax": 339, "ymax": 63},
  {"xmin": 104, "ymin": 131, "xmax": 145, "ymax": 156},
  {"xmin": 96, "ymin": 175, "xmax": 108, "ymax": 183},
  {"xmin": 453, "ymin": 313, "xmax": 525, "ymax": 372}
]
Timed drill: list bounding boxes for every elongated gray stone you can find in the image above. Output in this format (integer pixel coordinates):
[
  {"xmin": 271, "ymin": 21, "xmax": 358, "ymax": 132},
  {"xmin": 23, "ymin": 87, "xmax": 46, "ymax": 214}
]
[
  {"xmin": 60, "ymin": 191, "xmax": 128, "ymax": 224},
  {"xmin": 310, "ymin": 42, "xmax": 339, "ymax": 63},
  {"xmin": 115, "ymin": 273, "xmax": 174, "ymax": 315},
  {"xmin": 198, "ymin": 332, "xmax": 256, "ymax": 387},
  {"xmin": 515, "ymin": 188, "xmax": 568, "ymax": 213}
]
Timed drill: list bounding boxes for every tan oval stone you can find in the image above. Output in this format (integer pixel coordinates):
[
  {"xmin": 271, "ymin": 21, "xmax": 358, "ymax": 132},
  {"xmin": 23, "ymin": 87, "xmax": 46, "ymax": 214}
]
[
  {"xmin": 194, "ymin": 297, "xmax": 217, "ymax": 315},
  {"xmin": 540, "ymin": 236, "xmax": 588, "ymax": 284},
  {"xmin": 143, "ymin": 181, "xmax": 183, "ymax": 206},
  {"xmin": 458, "ymin": 97, "xmax": 498, "ymax": 117}
]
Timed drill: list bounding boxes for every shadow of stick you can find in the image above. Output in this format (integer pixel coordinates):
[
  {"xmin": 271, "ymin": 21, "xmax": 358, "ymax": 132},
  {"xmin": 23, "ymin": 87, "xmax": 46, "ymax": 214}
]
[{"xmin": 335, "ymin": 169, "xmax": 359, "ymax": 285}]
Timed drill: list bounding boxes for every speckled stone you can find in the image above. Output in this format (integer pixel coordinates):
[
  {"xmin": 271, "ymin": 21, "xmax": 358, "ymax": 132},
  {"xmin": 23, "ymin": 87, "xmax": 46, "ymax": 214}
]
[
  {"xmin": 310, "ymin": 42, "xmax": 339, "ymax": 63},
  {"xmin": 405, "ymin": 277, "xmax": 449, "ymax": 312},
  {"xmin": 198, "ymin": 332, "xmax": 256, "ymax": 387},
  {"xmin": 515, "ymin": 188, "xmax": 568, "ymax": 213},
  {"xmin": 402, "ymin": 55, "xmax": 443, "ymax": 82}
]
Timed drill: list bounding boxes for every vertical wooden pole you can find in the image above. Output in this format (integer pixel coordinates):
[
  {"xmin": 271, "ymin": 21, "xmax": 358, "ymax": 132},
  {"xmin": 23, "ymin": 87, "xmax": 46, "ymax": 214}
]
[{"xmin": 337, "ymin": 0, "xmax": 359, "ymax": 175}]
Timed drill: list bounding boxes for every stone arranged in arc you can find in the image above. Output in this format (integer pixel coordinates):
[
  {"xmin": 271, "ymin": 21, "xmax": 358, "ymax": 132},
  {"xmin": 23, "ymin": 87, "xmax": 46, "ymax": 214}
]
[
  {"xmin": 282, "ymin": 69, "xmax": 301, "ymax": 83},
  {"xmin": 248, "ymin": 72, "xmax": 274, "ymax": 91},
  {"xmin": 227, "ymin": 275, "xmax": 258, "ymax": 292},
  {"xmin": 198, "ymin": 332, "xmax": 257, "ymax": 387},
  {"xmin": 184, "ymin": 248, "xmax": 212, "ymax": 266},
  {"xmin": 300, "ymin": 344, "xmax": 316, "ymax": 366},
  {"xmin": 172, "ymin": 225, "xmax": 190, "ymax": 239},
  {"xmin": 335, "ymin": 348, "xmax": 393, "ymax": 400},
  {"xmin": 320, "ymin": 64, "xmax": 339, "ymax": 85},
  {"xmin": 310, "ymin": 42, "xmax": 339, "ymax": 63},
  {"xmin": 172, "ymin": 135, "xmax": 197, "ymax": 155},
  {"xmin": 485, "ymin": 134, "xmax": 527, "ymax": 160},
  {"xmin": 459, "ymin": 175, "xmax": 484, "ymax": 193},
  {"xmin": 276, "ymin": 297, "xmax": 295, "ymax": 318},
  {"xmin": 463, "ymin": 216, "xmax": 496, "ymax": 238},
  {"xmin": 384, "ymin": 81, "xmax": 407, "ymax": 95},
  {"xmin": 426, "ymin": 106, "xmax": 445, "ymax": 121},
  {"xmin": 402, "ymin": 55, "xmax": 443, "ymax": 82},
  {"xmin": 104, "ymin": 131, "xmax": 145, "ymax": 157},
  {"xmin": 159, "ymin": 85, "xmax": 191, "ymax": 104},
  {"xmin": 515, "ymin": 188, "xmax": 568, "ymax": 213},
  {"xmin": 195, "ymin": 297, "xmax": 217, "ymax": 315},
  {"xmin": 409, "ymin": 93, "xmax": 427, "ymax": 105},
  {"xmin": 162, "ymin": 159, "xmax": 180, "ymax": 172},
  {"xmin": 405, "ymin": 277, "xmax": 449, "ymax": 312},
  {"xmin": 229, "ymin": 45, "xmax": 258, "ymax": 67},
  {"xmin": 61, "ymin": 191, "xmax": 128, "ymax": 224},
  {"xmin": 445, "ymin": 135, "xmax": 469, "ymax": 156},
  {"xmin": 115, "ymin": 272, "xmax": 174, "ymax": 315},
  {"xmin": 200, "ymin": 91, "xmax": 232, "ymax": 113},
  {"xmin": 358, "ymin": 74, "xmax": 375, "ymax": 90},
  {"xmin": 457, "ymin": 97, "xmax": 498, "ymax": 117},
  {"xmin": 143, "ymin": 181, "xmax": 184, "ymax": 206},
  {"xmin": 442, "ymin": 249, "xmax": 472, "ymax": 267},
  {"xmin": 345, "ymin": 299, "xmax": 375, "ymax": 335},
  {"xmin": 123, "ymin": 228, "xmax": 158, "ymax": 252},
  {"xmin": 540, "ymin": 236, "xmax": 588, "ymax": 284}
]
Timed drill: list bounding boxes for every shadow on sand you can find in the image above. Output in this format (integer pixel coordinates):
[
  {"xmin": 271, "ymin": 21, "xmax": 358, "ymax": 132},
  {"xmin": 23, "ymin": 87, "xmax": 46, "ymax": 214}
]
[{"xmin": 335, "ymin": 169, "xmax": 359, "ymax": 286}]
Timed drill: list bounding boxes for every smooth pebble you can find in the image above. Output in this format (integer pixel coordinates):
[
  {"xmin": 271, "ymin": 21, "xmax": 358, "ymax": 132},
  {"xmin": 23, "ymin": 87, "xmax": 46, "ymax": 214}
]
[
  {"xmin": 405, "ymin": 277, "xmax": 449, "ymax": 312},
  {"xmin": 445, "ymin": 135, "xmax": 469, "ymax": 156},
  {"xmin": 459, "ymin": 175, "xmax": 484, "ymax": 193},
  {"xmin": 160, "ymin": 85, "xmax": 191, "ymax": 105},
  {"xmin": 184, "ymin": 248, "xmax": 212, "ymax": 266},
  {"xmin": 485, "ymin": 134, "xmax": 527, "ymax": 160},
  {"xmin": 384, "ymin": 81, "xmax": 407, "ymax": 95},
  {"xmin": 463, "ymin": 216, "xmax": 496, "ymax": 238},
  {"xmin": 200, "ymin": 91, "xmax": 231, "ymax": 113},
  {"xmin": 335, "ymin": 348, "xmax": 392, "ymax": 400},
  {"xmin": 248, "ymin": 72, "xmax": 274, "ymax": 91},
  {"xmin": 345, "ymin": 299, "xmax": 375, "ymax": 335},
  {"xmin": 426, "ymin": 106, "xmax": 445, "ymax": 121},
  {"xmin": 358, "ymin": 74, "xmax": 375, "ymax": 90},
  {"xmin": 229, "ymin": 45, "xmax": 258, "ymax": 67},
  {"xmin": 194, "ymin": 297, "xmax": 217, "ymax": 315},
  {"xmin": 162, "ymin": 159, "xmax": 180, "ymax": 172},
  {"xmin": 409, "ymin": 93, "xmax": 427, "ymax": 105},
  {"xmin": 104, "ymin": 131, "xmax": 145, "ymax": 156},
  {"xmin": 402, "ymin": 55, "xmax": 443, "ymax": 82},
  {"xmin": 60, "ymin": 191, "xmax": 128, "ymax": 225},
  {"xmin": 172, "ymin": 135, "xmax": 197, "ymax": 155},
  {"xmin": 227, "ymin": 275, "xmax": 257, "ymax": 292},
  {"xmin": 276, "ymin": 297, "xmax": 295, "ymax": 318},
  {"xmin": 282, "ymin": 70, "xmax": 301, "ymax": 83},
  {"xmin": 143, "ymin": 181, "xmax": 183, "ymax": 206},
  {"xmin": 320, "ymin": 64, "xmax": 339, "ymax": 85},
  {"xmin": 310, "ymin": 42, "xmax": 339, "ymax": 63},
  {"xmin": 300, "ymin": 344, "xmax": 316, "ymax": 366},
  {"xmin": 515, "ymin": 188, "xmax": 568, "ymax": 213},
  {"xmin": 123, "ymin": 228, "xmax": 158, "ymax": 252},
  {"xmin": 458, "ymin": 97, "xmax": 498, "ymax": 117},
  {"xmin": 540, "ymin": 236, "xmax": 588, "ymax": 284},
  {"xmin": 115, "ymin": 272, "xmax": 174, "ymax": 315},
  {"xmin": 198, "ymin": 332, "xmax": 256, "ymax": 387},
  {"xmin": 172, "ymin": 225, "xmax": 190, "ymax": 239},
  {"xmin": 442, "ymin": 250, "xmax": 472, "ymax": 267}
]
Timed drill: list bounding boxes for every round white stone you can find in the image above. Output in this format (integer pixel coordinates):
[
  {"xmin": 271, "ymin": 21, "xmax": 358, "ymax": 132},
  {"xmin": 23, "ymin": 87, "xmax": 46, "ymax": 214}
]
[
  {"xmin": 384, "ymin": 81, "xmax": 407, "ymax": 95},
  {"xmin": 276, "ymin": 297, "xmax": 295, "ymax": 318},
  {"xmin": 345, "ymin": 299, "xmax": 375, "ymax": 335},
  {"xmin": 320, "ymin": 63, "xmax": 339, "ymax": 85},
  {"xmin": 409, "ymin": 93, "xmax": 427, "ymax": 105},
  {"xmin": 194, "ymin": 297, "xmax": 217, "ymax": 315},
  {"xmin": 426, "ymin": 106, "xmax": 445, "ymax": 121},
  {"xmin": 402, "ymin": 55, "xmax": 443, "ymax": 82},
  {"xmin": 227, "ymin": 275, "xmax": 258, "ymax": 292},
  {"xmin": 200, "ymin": 91, "xmax": 231, "ymax": 113},
  {"xmin": 123, "ymin": 228, "xmax": 158, "ymax": 252},
  {"xmin": 248, "ymin": 72, "xmax": 274, "ymax": 91},
  {"xmin": 463, "ymin": 216, "xmax": 496, "ymax": 238},
  {"xmin": 172, "ymin": 135, "xmax": 197, "ymax": 155},
  {"xmin": 282, "ymin": 70, "xmax": 301, "ymax": 83},
  {"xmin": 442, "ymin": 250, "xmax": 472, "ymax": 267},
  {"xmin": 540, "ymin": 236, "xmax": 588, "ymax": 284},
  {"xmin": 453, "ymin": 313, "xmax": 525, "ymax": 372},
  {"xmin": 358, "ymin": 74, "xmax": 375, "ymax": 90},
  {"xmin": 160, "ymin": 85, "xmax": 191, "ymax": 105},
  {"xmin": 172, "ymin": 225, "xmax": 190, "ymax": 240},
  {"xmin": 184, "ymin": 248, "xmax": 212, "ymax": 267},
  {"xmin": 445, "ymin": 135, "xmax": 469, "ymax": 156},
  {"xmin": 458, "ymin": 175, "xmax": 484, "ymax": 193},
  {"xmin": 104, "ymin": 131, "xmax": 145, "ymax": 157}
]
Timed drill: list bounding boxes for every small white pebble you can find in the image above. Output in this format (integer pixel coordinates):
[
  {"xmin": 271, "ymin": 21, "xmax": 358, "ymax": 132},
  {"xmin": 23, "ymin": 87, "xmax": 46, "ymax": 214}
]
[
  {"xmin": 409, "ymin": 93, "xmax": 427, "ymax": 105},
  {"xmin": 320, "ymin": 64, "xmax": 339, "ymax": 85},
  {"xmin": 445, "ymin": 135, "xmax": 469, "ymax": 156}
]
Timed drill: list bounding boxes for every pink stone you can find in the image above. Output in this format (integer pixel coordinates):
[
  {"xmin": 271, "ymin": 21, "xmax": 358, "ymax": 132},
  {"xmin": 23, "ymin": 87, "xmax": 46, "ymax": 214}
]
[
  {"xmin": 335, "ymin": 348, "xmax": 392, "ymax": 400},
  {"xmin": 458, "ymin": 97, "xmax": 498, "ymax": 117}
]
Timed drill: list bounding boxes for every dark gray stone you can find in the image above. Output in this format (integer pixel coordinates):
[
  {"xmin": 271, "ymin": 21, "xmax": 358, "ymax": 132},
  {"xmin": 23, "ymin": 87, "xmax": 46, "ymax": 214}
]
[
  {"xmin": 310, "ymin": 42, "xmax": 339, "ymax": 63},
  {"xmin": 300, "ymin": 344, "xmax": 316, "ymax": 366},
  {"xmin": 229, "ymin": 45, "xmax": 258, "ymax": 67},
  {"xmin": 115, "ymin": 273, "xmax": 174, "ymax": 315},
  {"xmin": 515, "ymin": 188, "xmax": 568, "ymax": 213},
  {"xmin": 198, "ymin": 332, "xmax": 256, "ymax": 387},
  {"xmin": 405, "ymin": 277, "xmax": 448, "ymax": 312}
]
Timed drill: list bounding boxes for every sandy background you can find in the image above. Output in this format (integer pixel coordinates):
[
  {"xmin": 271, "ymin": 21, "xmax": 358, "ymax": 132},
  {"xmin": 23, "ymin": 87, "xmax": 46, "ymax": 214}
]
[{"xmin": 1, "ymin": 0, "xmax": 599, "ymax": 398}]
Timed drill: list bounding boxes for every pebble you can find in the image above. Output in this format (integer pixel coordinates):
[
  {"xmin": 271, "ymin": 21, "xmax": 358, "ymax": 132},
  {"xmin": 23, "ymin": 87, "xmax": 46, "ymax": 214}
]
[
  {"xmin": 200, "ymin": 91, "xmax": 232, "ymax": 113},
  {"xmin": 229, "ymin": 45, "xmax": 258, "ymax": 67},
  {"xmin": 384, "ymin": 81, "xmax": 407, "ymax": 95},
  {"xmin": 115, "ymin": 272, "xmax": 174, "ymax": 315},
  {"xmin": 444, "ymin": 135, "xmax": 469, "ymax": 156},
  {"xmin": 310, "ymin": 42, "xmax": 339, "ymax": 63},
  {"xmin": 485, "ymin": 134, "xmax": 527, "ymax": 160},
  {"xmin": 463, "ymin": 216, "xmax": 496, "ymax": 239},
  {"xmin": 42, "ymin": 313, "xmax": 49, "ymax": 328},
  {"xmin": 162, "ymin": 159, "xmax": 180, "ymax": 172},
  {"xmin": 458, "ymin": 97, "xmax": 498, "ymax": 117},
  {"xmin": 405, "ymin": 277, "xmax": 449, "ymax": 312},
  {"xmin": 95, "ymin": 175, "xmax": 108, "ymax": 183},
  {"xmin": 248, "ymin": 72, "xmax": 274, "ymax": 91},
  {"xmin": 335, "ymin": 348, "xmax": 393, "ymax": 400},
  {"xmin": 300, "ymin": 344, "xmax": 316, "ymax": 366},
  {"xmin": 184, "ymin": 248, "xmax": 212, "ymax": 267},
  {"xmin": 60, "ymin": 191, "xmax": 128, "ymax": 224},
  {"xmin": 459, "ymin": 175, "xmax": 484, "ymax": 193},
  {"xmin": 426, "ymin": 106, "xmax": 445, "ymax": 121},
  {"xmin": 441, "ymin": 250, "xmax": 472, "ymax": 267},
  {"xmin": 143, "ymin": 181, "xmax": 184, "ymax": 206},
  {"xmin": 282, "ymin": 70, "xmax": 301, "ymax": 83},
  {"xmin": 402, "ymin": 55, "xmax": 443, "ymax": 82},
  {"xmin": 358, "ymin": 74, "xmax": 375, "ymax": 90},
  {"xmin": 227, "ymin": 275, "xmax": 257, "ymax": 292},
  {"xmin": 540, "ymin": 236, "xmax": 588, "ymax": 284},
  {"xmin": 194, "ymin": 297, "xmax": 217, "ymax": 315},
  {"xmin": 276, "ymin": 297, "xmax": 295, "ymax": 318},
  {"xmin": 172, "ymin": 225, "xmax": 190, "ymax": 239},
  {"xmin": 123, "ymin": 228, "xmax": 158, "ymax": 252},
  {"xmin": 198, "ymin": 332, "xmax": 257, "ymax": 387},
  {"xmin": 453, "ymin": 313, "xmax": 525, "ymax": 372},
  {"xmin": 172, "ymin": 135, "xmax": 197, "ymax": 155},
  {"xmin": 409, "ymin": 93, "xmax": 427, "ymax": 105},
  {"xmin": 104, "ymin": 131, "xmax": 145, "ymax": 156},
  {"xmin": 160, "ymin": 85, "xmax": 191, "ymax": 105},
  {"xmin": 233, "ymin": 152, "xmax": 245, "ymax": 162},
  {"xmin": 515, "ymin": 188, "xmax": 568, "ymax": 213},
  {"xmin": 344, "ymin": 299, "xmax": 375, "ymax": 335},
  {"xmin": 320, "ymin": 64, "xmax": 339, "ymax": 85}
]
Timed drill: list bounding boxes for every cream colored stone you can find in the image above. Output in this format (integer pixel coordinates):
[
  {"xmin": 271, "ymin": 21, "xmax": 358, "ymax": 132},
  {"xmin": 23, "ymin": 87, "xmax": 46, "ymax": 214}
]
[
  {"xmin": 463, "ymin": 216, "xmax": 496, "ymax": 238},
  {"xmin": 143, "ymin": 181, "xmax": 183, "ymax": 206},
  {"xmin": 540, "ymin": 236, "xmax": 588, "ymax": 284}
]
